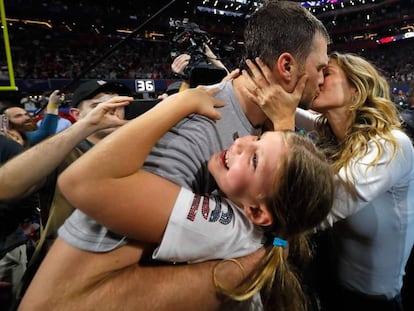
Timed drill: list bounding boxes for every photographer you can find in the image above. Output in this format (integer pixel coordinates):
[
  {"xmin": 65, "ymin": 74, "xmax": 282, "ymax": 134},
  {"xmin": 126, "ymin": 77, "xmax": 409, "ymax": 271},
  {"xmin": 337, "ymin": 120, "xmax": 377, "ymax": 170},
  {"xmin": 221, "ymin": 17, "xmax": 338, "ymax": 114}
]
[
  {"xmin": 160, "ymin": 54, "xmax": 191, "ymax": 98},
  {"xmin": 169, "ymin": 20, "xmax": 228, "ymax": 88},
  {"xmin": 159, "ymin": 50, "xmax": 235, "ymax": 100}
]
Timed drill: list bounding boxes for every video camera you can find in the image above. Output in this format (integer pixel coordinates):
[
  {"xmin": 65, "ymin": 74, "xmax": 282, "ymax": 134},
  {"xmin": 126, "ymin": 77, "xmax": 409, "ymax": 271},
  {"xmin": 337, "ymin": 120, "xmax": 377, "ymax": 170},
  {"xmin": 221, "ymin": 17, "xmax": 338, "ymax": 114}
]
[{"xmin": 169, "ymin": 19, "xmax": 227, "ymax": 88}]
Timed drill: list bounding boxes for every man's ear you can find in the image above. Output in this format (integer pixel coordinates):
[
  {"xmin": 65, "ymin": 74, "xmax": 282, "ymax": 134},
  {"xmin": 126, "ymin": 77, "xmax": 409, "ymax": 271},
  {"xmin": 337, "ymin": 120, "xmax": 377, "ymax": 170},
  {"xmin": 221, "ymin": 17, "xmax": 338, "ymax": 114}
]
[
  {"xmin": 275, "ymin": 52, "xmax": 297, "ymax": 83},
  {"xmin": 244, "ymin": 203, "xmax": 272, "ymax": 226},
  {"xmin": 69, "ymin": 108, "xmax": 81, "ymax": 121}
]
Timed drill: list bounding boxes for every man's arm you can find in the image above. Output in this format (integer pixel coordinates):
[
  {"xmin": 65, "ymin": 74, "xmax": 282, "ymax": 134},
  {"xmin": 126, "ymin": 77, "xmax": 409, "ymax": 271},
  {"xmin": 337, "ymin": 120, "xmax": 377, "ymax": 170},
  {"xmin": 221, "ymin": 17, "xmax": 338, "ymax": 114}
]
[
  {"xmin": 134, "ymin": 248, "xmax": 265, "ymax": 311},
  {"xmin": 19, "ymin": 237, "xmax": 265, "ymax": 311},
  {"xmin": 26, "ymin": 90, "xmax": 62, "ymax": 145},
  {"xmin": 0, "ymin": 96, "xmax": 131, "ymax": 201}
]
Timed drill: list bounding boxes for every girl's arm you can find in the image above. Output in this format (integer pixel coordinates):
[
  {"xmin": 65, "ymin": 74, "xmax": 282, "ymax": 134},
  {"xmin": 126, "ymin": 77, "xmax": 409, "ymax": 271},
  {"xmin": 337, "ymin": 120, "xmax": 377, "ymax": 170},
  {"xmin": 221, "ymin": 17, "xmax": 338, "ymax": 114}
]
[{"xmin": 58, "ymin": 88, "xmax": 224, "ymax": 243}]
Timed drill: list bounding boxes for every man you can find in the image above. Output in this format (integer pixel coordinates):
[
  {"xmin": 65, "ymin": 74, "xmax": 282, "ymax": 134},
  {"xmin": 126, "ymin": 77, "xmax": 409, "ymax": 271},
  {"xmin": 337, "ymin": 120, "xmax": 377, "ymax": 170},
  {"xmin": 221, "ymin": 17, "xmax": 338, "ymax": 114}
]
[
  {"xmin": 0, "ymin": 134, "xmax": 26, "ymax": 310},
  {"xmin": 0, "ymin": 90, "xmax": 65, "ymax": 307},
  {"xmin": 0, "ymin": 80, "xmax": 132, "ymax": 309},
  {"xmin": 19, "ymin": 2, "xmax": 330, "ymax": 310},
  {"xmin": 0, "ymin": 80, "xmax": 131, "ymax": 201},
  {"xmin": 0, "ymin": 91, "xmax": 62, "ymax": 147},
  {"xmin": 22, "ymin": 79, "xmax": 132, "ymax": 280}
]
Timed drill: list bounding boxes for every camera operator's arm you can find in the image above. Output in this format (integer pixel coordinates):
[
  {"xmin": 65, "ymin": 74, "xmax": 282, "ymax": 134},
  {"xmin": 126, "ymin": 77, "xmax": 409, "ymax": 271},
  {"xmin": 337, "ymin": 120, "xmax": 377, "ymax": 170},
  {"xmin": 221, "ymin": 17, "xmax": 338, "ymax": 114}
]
[
  {"xmin": 204, "ymin": 44, "xmax": 229, "ymax": 74},
  {"xmin": 171, "ymin": 54, "xmax": 191, "ymax": 76},
  {"xmin": 169, "ymin": 54, "xmax": 190, "ymax": 92}
]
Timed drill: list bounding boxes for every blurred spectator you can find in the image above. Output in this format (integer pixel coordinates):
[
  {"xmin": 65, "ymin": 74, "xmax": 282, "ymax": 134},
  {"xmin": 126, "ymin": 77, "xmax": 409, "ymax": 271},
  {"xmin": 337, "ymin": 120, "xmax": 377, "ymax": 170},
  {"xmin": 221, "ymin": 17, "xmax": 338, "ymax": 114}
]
[
  {"xmin": 36, "ymin": 116, "xmax": 71, "ymax": 134},
  {"xmin": 0, "ymin": 93, "xmax": 61, "ymax": 147},
  {"xmin": 393, "ymin": 89, "xmax": 408, "ymax": 109},
  {"xmin": 0, "ymin": 134, "xmax": 38, "ymax": 310},
  {"xmin": 0, "ymin": 67, "xmax": 8, "ymax": 80},
  {"xmin": 400, "ymin": 85, "xmax": 414, "ymax": 141}
]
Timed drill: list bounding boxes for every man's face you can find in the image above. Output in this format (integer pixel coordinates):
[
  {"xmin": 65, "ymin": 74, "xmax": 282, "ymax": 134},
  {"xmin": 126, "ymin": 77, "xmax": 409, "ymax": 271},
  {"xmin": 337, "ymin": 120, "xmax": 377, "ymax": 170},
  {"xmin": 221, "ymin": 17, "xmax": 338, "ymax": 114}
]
[
  {"xmin": 297, "ymin": 32, "xmax": 329, "ymax": 110},
  {"xmin": 5, "ymin": 107, "xmax": 37, "ymax": 132}
]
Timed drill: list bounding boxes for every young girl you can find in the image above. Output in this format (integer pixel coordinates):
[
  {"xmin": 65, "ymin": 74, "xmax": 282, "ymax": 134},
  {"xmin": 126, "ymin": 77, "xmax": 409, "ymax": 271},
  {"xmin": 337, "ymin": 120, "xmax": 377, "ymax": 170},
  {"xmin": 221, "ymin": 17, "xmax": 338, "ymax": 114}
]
[{"xmin": 58, "ymin": 87, "xmax": 334, "ymax": 311}]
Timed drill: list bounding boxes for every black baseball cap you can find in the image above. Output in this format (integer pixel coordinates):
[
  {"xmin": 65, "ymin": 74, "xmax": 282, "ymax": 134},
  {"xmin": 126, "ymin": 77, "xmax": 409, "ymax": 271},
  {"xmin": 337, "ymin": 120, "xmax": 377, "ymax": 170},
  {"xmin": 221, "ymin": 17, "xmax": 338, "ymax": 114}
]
[
  {"xmin": 165, "ymin": 81, "xmax": 182, "ymax": 96},
  {"xmin": 71, "ymin": 80, "xmax": 131, "ymax": 108}
]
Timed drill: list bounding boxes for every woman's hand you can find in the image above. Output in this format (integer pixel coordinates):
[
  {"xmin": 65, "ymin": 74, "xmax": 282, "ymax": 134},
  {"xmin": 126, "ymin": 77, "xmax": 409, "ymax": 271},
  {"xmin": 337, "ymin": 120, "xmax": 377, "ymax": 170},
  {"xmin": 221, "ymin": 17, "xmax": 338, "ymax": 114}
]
[{"xmin": 242, "ymin": 58, "xmax": 307, "ymax": 130}]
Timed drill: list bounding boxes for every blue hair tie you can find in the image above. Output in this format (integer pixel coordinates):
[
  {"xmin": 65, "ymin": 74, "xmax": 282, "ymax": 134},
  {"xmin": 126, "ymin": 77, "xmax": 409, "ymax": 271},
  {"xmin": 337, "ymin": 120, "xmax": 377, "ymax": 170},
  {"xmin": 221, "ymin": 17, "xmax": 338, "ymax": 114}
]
[{"xmin": 273, "ymin": 237, "xmax": 288, "ymax": 249}]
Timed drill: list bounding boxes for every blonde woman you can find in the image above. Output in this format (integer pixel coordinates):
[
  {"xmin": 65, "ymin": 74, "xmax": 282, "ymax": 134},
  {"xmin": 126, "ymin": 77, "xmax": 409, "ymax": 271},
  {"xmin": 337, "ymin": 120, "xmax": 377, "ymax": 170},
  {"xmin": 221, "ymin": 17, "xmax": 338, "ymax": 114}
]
[{"xmin": 248, "ymin": 52, "xmax": 414, "ymax": 311}]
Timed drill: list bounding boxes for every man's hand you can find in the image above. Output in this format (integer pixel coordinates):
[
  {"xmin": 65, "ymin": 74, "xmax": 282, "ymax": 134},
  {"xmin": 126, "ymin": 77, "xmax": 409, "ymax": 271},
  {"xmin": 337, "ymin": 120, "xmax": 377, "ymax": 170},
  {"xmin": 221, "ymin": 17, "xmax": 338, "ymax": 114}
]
[
  {"xmin": 242, "ymin": 58, "xmax": 307, "ymax": 131},
  {"xmin": 48, "ymin": 90, "xmax": 65, "ymax": 107},
  {"xmin": 80, "ymin": 96, "xmax": 132, "ymax": 131},
  {"xmin": 46, "ymin": 90, "xmax": 65, "ymax": 114},
  {"xmin": 213, "ymin": 247, "xmax": 266, "ymax": 291}
]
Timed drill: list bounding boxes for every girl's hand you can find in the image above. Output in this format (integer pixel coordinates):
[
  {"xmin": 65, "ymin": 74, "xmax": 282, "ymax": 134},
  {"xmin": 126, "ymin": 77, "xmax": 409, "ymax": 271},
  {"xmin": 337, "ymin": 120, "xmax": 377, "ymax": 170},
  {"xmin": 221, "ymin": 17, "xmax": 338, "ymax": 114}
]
[
  {"xmin": 167, "ymin": 87, "xmax": 225, "ymax": 121},
  {"xmin": 242, "ymin": 58, "xmax": 307, "ymax": 130},
  {"xmin": 221, "ymin": 69, "xmax": 240, "ymax": 82},
  {"xmin": 190, "ymin": 87, "xmax": 225, "ymax": 120}
]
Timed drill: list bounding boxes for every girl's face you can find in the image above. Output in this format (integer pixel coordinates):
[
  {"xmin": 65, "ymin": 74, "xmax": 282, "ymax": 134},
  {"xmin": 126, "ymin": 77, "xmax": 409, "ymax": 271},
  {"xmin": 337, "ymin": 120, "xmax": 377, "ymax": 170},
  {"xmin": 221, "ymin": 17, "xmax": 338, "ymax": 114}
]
[
  {"xmin": 311, "ymin": 59, "xmax": 355, "ymax": 113},
  {"xmin": 208, "ymin": 131, "xmax": 289, "ymax": 208}
]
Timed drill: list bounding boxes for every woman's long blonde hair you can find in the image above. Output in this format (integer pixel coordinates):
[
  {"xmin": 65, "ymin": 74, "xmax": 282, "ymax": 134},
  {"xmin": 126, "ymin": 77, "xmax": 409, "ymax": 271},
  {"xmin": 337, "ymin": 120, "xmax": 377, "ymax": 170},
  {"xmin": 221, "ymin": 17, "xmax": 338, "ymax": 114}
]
[{"xmin": 315, "ymin": 52, "xmax": 401, "ymax": 177}]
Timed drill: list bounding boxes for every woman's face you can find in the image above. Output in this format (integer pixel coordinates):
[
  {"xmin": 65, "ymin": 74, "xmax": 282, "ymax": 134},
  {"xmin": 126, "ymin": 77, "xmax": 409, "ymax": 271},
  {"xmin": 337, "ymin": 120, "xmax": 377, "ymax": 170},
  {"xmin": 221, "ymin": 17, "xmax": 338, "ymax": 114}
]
[
  {"xmin": 208, "ymin": 131, "xmax": 288, "ymax": 207},
  {"xmin": 311, "ymin": 59, "xmax": 355, "ymax": 113}
]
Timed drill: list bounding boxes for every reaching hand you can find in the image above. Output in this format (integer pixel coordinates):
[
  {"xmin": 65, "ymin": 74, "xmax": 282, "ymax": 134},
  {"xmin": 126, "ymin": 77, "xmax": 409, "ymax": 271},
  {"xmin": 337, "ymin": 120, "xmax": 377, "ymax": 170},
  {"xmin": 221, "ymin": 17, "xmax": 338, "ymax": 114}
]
[
  {"xmin": 48, "ymin": 90, "xmax": 65, "ymax": 107},
  {"xmin": 82, "ymin": 96, "xmax": 132, "ymax": 130},
  {"xmin": 171, "ymin": 54, "xmax": 191, "ymax": 76},
  {"xmin": 242, "ymin": 58, "xmax": 307, "ymax": 130},
  {"xmin": 194, "ymin": 87, "xmax": 225, "ymax": 120},
  {"xmin": 221, "ymin": 69, "xmax": 240, "ymax": 82},
  {"xmin": 167, "ymin": 87, "xmax": 225, "ymax": 121}
]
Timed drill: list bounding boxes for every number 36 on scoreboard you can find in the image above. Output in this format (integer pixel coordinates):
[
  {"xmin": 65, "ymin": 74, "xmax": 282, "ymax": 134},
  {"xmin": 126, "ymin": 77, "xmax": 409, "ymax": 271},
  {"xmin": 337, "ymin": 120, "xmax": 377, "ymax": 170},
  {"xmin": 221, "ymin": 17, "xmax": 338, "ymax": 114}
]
[{"xmin": 135, "ymin": 79, "xmax": 155, "ymax": 93}]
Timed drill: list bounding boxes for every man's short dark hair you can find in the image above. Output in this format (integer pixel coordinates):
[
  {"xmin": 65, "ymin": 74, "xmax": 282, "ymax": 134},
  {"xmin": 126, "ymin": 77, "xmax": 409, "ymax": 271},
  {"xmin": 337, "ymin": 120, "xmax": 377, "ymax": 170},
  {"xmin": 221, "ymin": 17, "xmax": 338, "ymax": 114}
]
[{"xmin": 242, "ymin": 1, "xmax": 330, "ymax": 71}]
